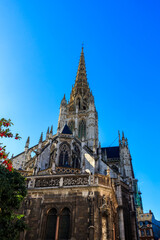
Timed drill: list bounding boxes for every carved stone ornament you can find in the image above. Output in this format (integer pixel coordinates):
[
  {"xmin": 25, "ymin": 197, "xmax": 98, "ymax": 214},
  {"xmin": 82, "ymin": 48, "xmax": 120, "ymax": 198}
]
[
  {"xmin": 63, "ymin": 176, "xmax": 88, "ymax": 186},
  {"xmin": 99, "ymin": 195, "xmax": 110, "ymax": 214},
  {"xmin": 35, "ymin": 178, "xmax": 60, "ymax": 188}
]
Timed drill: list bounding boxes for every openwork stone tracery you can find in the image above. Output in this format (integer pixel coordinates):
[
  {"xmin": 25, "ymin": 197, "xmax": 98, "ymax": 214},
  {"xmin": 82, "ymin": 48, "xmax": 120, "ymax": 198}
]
[{"xmin": 59, "ymin": 142, "xmax": 71, "ymax": 167}]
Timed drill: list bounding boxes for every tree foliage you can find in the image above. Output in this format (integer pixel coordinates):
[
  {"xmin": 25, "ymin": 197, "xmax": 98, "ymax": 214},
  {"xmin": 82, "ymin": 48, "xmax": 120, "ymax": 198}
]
[
  {"xmin": 0, "ymin": 165, "xmax": 27, "ymax": 240},
  {"xmin": 0, "ymin": 118, "xmax": 27, "ymax": 240}
]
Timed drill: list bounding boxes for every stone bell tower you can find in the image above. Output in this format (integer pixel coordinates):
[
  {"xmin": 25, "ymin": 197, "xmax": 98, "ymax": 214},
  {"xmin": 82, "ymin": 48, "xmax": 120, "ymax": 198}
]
[{"xmin": 58, "ymin": 47, "xmax": 98, "ymax": 150}]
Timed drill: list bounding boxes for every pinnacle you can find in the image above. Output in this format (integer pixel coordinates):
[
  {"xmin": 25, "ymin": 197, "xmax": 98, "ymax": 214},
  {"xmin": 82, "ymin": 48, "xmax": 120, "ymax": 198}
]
[
  {"xmin": 26, "ymin": 136, "xmax": 30, "ymax": 144},
  {"xmin": 50, "ymin": 125, "xmax": 53, "ymax": 134},
  {"xmin": 46, "ymin": 127, "xmax": 50, "ymax": 140},
  {"xmin": 39, "ymin": 132, "xmax": 43, "ymax": 143},
  {"xmin": 25, "ymin": 136, "xmax": 30, "ymax": 148}
]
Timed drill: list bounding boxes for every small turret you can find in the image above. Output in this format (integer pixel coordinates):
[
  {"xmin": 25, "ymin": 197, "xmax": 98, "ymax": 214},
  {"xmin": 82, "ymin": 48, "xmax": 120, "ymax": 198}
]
[
  {"xmin": 58, "ymin": 95, "xmax": 67, "ymax": 131},
  {"xmin": 61, "ymin": 94, "xmax": 67, "ymax": 107},
  {"xmin": 119, "ymin": 131, "xmax": 128, "ymax": 149},
  {"xmin": 119, "ymin": 131, "xmax": 134, "ymax": 179}
]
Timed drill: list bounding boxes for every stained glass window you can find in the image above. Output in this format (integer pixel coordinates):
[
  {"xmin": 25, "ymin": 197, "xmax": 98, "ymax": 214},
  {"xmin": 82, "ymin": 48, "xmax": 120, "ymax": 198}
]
[{"xmin": 59, "ymin": 143, "xmax": 70, "ymax": 167}]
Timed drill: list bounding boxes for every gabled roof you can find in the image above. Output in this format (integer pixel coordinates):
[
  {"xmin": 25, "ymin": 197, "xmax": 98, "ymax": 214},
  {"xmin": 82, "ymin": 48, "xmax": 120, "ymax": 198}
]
[
  {"xmin": 101, "ymin": 146, "xmax": 120, "ymax": 158},
  {"xmin": 61, "ymin": 124, "xmax": 72, "ymax": 135}
]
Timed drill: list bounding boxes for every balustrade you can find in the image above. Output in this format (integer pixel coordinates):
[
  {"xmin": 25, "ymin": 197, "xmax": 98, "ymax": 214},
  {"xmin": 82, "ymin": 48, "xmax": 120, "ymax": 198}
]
[{"xmin": 26, "ymin": 174, "xmax": 111, "ymax": 189}]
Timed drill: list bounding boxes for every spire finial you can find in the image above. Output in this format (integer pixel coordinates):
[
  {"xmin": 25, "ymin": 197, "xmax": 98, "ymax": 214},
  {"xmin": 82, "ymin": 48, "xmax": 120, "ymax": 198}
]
[{"xmin": 82, "ymin": 42, "xmax": 84, "ymax": 50}]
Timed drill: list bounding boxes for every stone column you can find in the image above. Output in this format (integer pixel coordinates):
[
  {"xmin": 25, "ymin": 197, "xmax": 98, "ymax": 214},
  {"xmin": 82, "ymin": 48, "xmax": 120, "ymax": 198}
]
[
  {"xmin": 131, "ymin": 212, "xmax": 139, "ymax": 240},
  {"xmin": 88, "ymin": 192, "xmax": 95, "ymax": 240},
  {"xmin": 130, "ymin": 193, "xmax": 139, "ymax": 240},
  {"xmin": 55, "ymin": 215, "xmax": 60, "ymax": 240},
  {"xmin": 119, "ymin": 208, "xmax": 125, "ymax": 240},
  {"xmin": 107, "ymin": 211, "xmax": 113, "ymax": 240},
  {"xmin": 116, "ymin": 177, "xmax": 125, "ymax": 240}
]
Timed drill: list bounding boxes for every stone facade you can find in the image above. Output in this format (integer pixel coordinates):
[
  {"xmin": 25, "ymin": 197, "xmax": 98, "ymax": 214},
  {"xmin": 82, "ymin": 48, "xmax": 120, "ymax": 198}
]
[
  {"xmin": 13, "ymin": 47, "xmax": 139, "ymax": 240},
  {"xmin": 137, "ymin": 210, "xmax": 160, "ymax": 240}
]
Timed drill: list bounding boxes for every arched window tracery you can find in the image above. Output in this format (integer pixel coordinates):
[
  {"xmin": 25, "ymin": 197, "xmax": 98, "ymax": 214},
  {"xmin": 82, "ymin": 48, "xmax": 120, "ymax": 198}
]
[
  {"xmin": 78, "ymin": 119, "xmax": 86, "ymax": 140},
  {"xmin": 59, "ymin": 143, "xmax": 70, "ymax": 167},
  {"xmin": 58, "ymin": 208, "xmax": 70, "ymax": 239},
  {"xmin": 72, "ymin": 144, "xmax": 81, "ymax": 169},
  {"xmin": 45, "ymin": 207, "xmax": 70, "ymax": 240},
  {"xmin": 76, "ymin": 97, "xmax": 81, "ymax": 110},
  {"xmin": 68, "ymin": 120, "xmax": 75, "ymax": 133},
  {"xmin": 45, "ymin": 208, "xmax": 57, "ymax": 240}
]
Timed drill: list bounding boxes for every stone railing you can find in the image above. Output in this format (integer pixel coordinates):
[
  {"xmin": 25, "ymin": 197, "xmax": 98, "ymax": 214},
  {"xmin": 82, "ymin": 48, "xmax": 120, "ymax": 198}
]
[
  {"xmin": 36, "ymin": 167, "xmax": 81, "ymax": 176},
  {"xmin": 19, "ymin": 170, "xmax": 33, "ymax": 177},
  {"xmin": 56, "ymin": 166, "xmax": 80, "ymax": 174},
  {"xmin": 26, "ymin": 174, "xmax": 111, "ymax": 189},
  {"xmin": 37, "ymin": 168, "xmax": 52, "ymax": 175}
]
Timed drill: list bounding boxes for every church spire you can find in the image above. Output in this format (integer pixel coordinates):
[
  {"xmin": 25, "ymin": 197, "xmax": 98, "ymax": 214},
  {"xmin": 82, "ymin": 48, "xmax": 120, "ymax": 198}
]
[
  {"xmin": 75, "ymin": 46, "xmax": 88, "ymax": 87},
  {"xmin": 69, "ymin": 46, "xmax": 90, "ymax": 105}
]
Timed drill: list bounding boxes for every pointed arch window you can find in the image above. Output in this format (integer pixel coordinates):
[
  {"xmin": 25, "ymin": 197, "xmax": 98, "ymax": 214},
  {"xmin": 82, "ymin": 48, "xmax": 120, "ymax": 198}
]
[
  {"xmin": 72, "ymin": 144, "xmax": 81, "ymax": 169},
  {"xmin": 45, "ymin": 208, "xmax": 70, "ymax": 240},
  {"xmin": 68, "ymin": 120, "xmax": 75, "ymax": 133},
  {"xmin": 58, "ymin": 208, "xmax": 70, "ymax": 240},
  {"xmin": 83, "ymin": 97, "xmax": 88, "ymax": 110},
  {"xmin": 77, "ymin": 98, "xmax": 81, "ymax": 110},
  {"xmin": 45, "ymin": 208, "xmax": 57, "ymax": 240},
  {"xmin": 59, "ymin": 143, "xmax": 70, "ymax": 167},
  {"xmin": 78, "ymin": 119, "xmax": 86, "ymax": 140}
]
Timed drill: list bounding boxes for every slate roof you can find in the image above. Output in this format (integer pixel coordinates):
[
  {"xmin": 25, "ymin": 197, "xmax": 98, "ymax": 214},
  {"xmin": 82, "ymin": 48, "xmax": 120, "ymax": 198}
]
[
  {"xmin": 101, "ymin": 146, "xmax": 120, "ymax": 158},
  {"xmin": 61, "ymin": 124, "xmax": 72, "ymax": 134}
]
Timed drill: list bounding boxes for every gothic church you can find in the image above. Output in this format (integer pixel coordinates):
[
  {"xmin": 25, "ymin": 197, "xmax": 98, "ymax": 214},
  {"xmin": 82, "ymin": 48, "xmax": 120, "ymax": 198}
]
[{"xmin": 13, "ymin": 47, "xmax": 138, "ymax": 240}]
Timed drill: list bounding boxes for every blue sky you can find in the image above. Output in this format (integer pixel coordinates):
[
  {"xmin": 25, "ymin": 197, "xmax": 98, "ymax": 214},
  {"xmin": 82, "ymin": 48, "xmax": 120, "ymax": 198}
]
[{"xmin": 0, "ymin": 0, "xmax": 160, "ymax": 219}]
